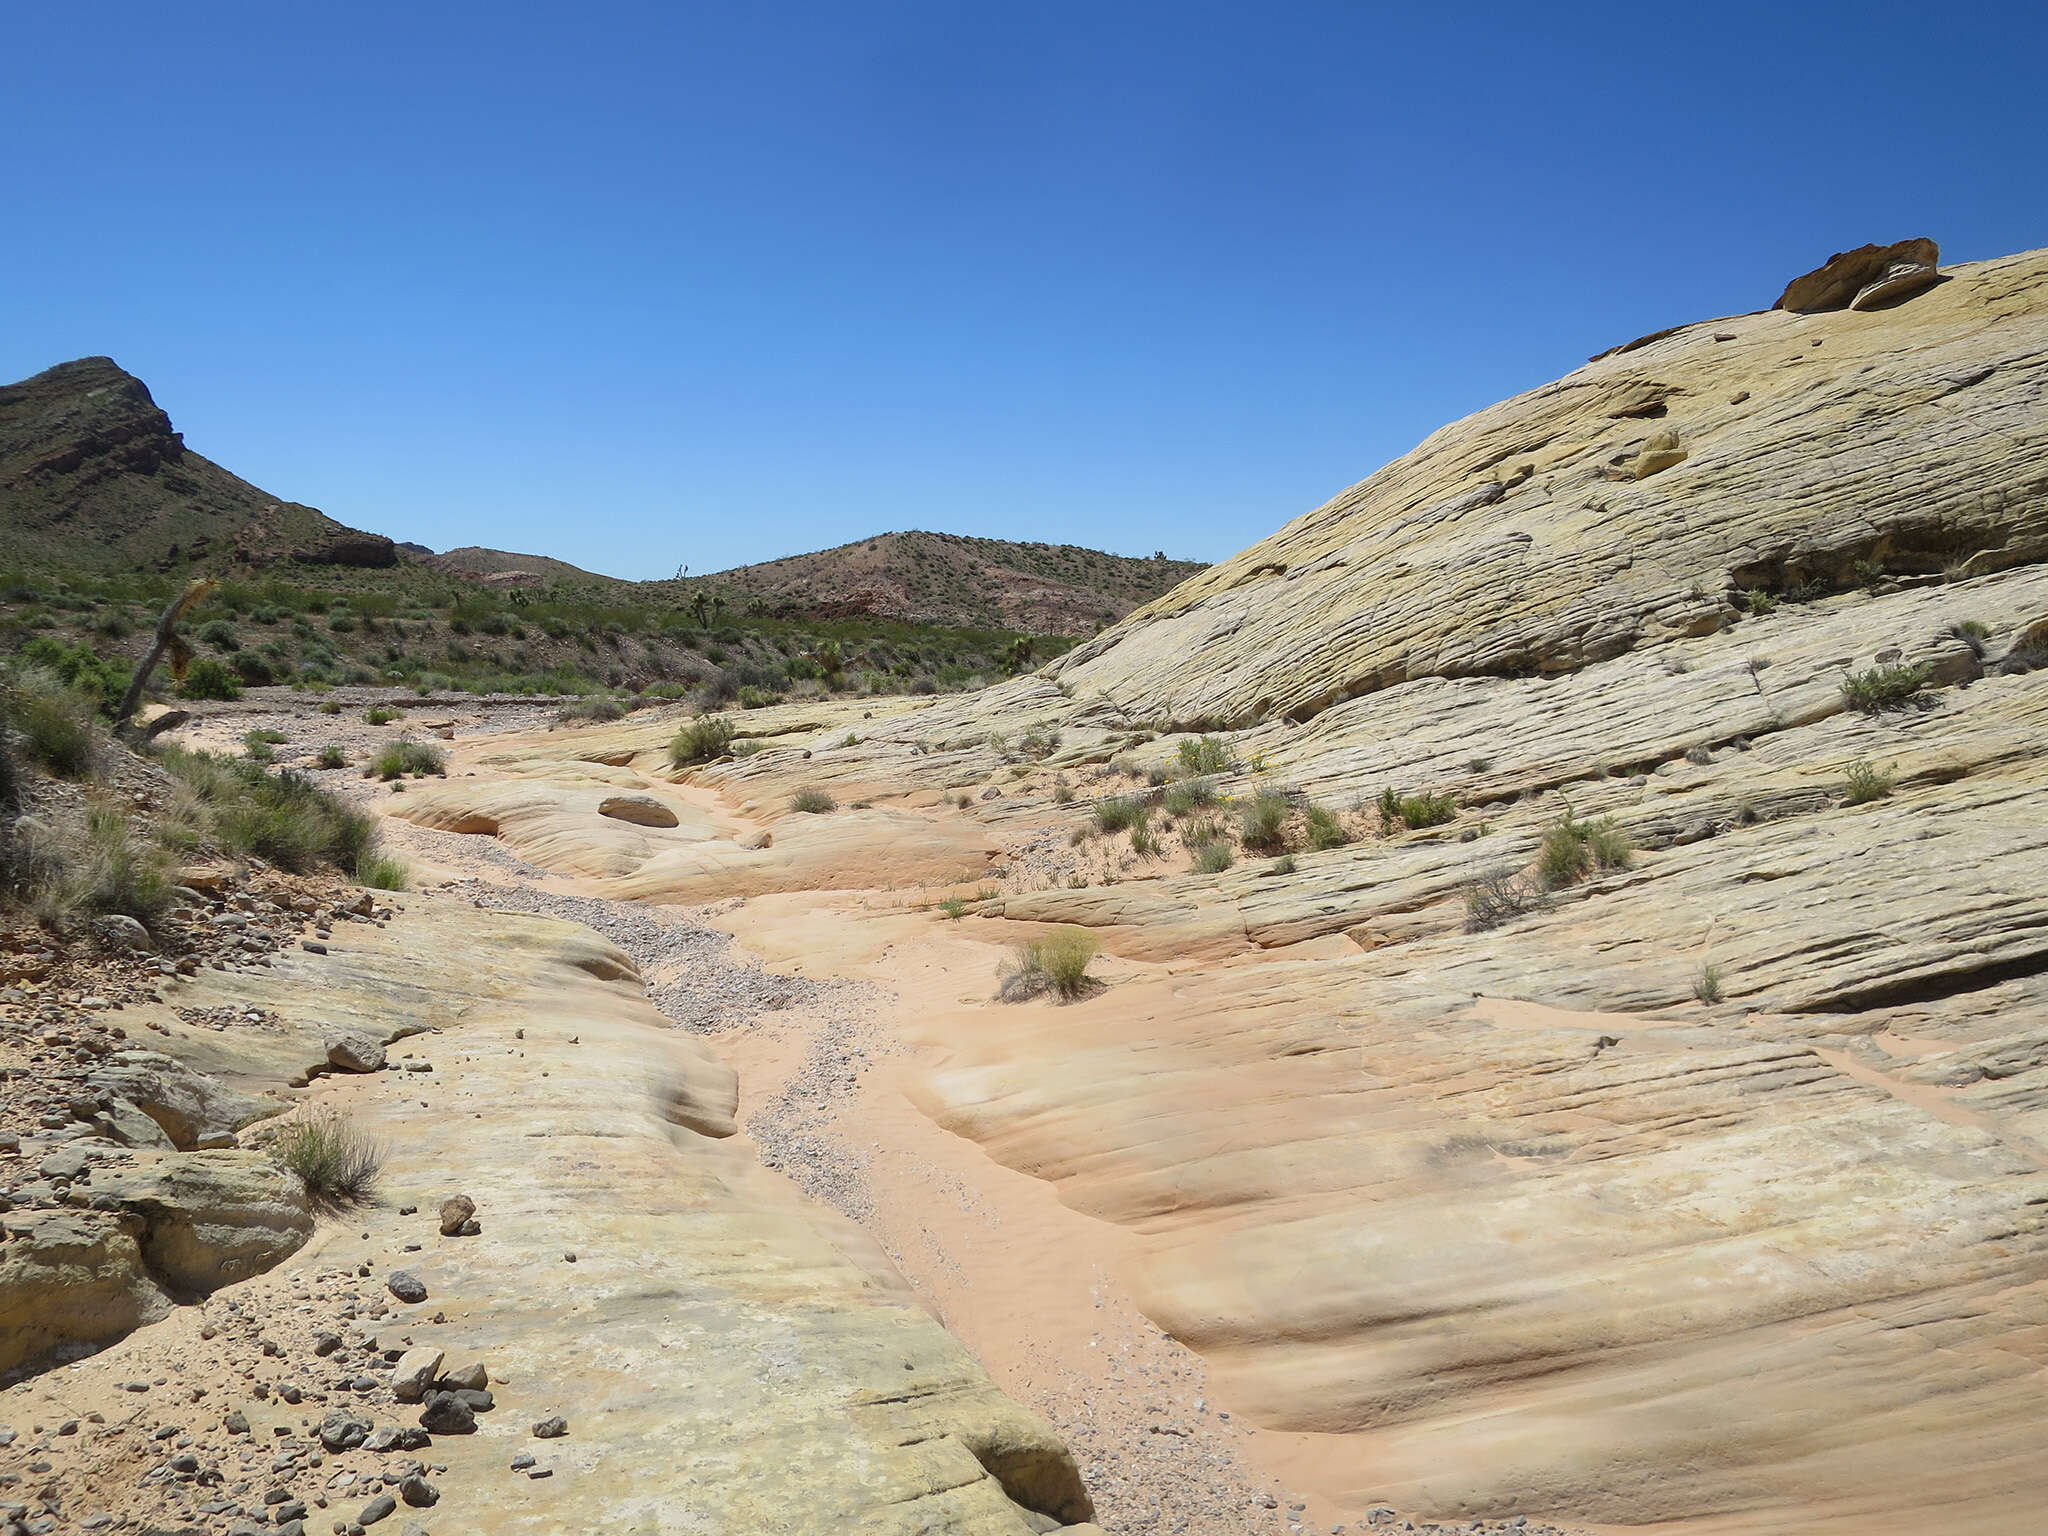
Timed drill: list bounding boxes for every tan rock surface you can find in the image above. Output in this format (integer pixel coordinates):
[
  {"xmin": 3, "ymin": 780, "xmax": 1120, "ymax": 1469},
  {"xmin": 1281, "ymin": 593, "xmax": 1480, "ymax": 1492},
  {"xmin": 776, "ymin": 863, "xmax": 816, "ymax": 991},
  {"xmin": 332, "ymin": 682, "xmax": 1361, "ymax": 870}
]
[{"xmin": 23, "ymin": 898, "xmax": 1092, "ymax": 1533}]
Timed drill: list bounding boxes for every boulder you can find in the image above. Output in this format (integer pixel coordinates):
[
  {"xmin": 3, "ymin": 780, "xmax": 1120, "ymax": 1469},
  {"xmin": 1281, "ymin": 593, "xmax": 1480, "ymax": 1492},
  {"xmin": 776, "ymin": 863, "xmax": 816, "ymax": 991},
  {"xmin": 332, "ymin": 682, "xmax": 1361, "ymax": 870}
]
[
  {"xmin": 93, "ymin": 914, "xmax": 154, "ymax": 953},
  {"xmin": 0, "ymin": 1208, "xmax": 162, "ymax": 1374},
  {"xmin": 88, "ymin": 1096, "xmax": 177, "ymax": 1150},
  {"xmin": 91, "ymin": 1151, "xmax": 313, "ymax": 1293},
  {"xmin": 324, "ymin": 1031, "xmax": 387, "ymax": 1073},
  {"xmin": 417, "ymin": 1391, "xmax": 475, "ymax": 1435},
  {"xmin": 390, "ymin": 1346, "xmax": 445, "ymax": 1404},
  {"xmin": 1775, "ymin": 236, "xmax": 1940, "ymax": 312},
  {"xmin": 437, "ymin": 1194, "xmax": 475, "ymax": 1235},
  {"xmin": 86, "ymin": 1051, "xmax": 273, "ymax": 1150},
  {"xmin": 597, "ymin": 794, "xmax": 679, "ymax": 828}
]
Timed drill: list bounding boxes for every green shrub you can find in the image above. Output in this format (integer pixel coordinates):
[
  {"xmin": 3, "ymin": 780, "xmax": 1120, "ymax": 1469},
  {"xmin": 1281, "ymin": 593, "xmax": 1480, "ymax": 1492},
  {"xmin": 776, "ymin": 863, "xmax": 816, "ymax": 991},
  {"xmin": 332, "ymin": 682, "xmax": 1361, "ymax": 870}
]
[
  {"xmin": 1238, "ymin": 791, "xmax": 1291, "ymax": 853},
  {"xmin": 1841, "ymin": 662, "xmax": 1932, "ymax": 713},
  {"xmin": 1693, "ymin": 961, "xmax": 1725, "ymax": 1004},
  {"xmin": 1744, "ymin": 589, "xmax": 1777, "ymax": 616},
  {"xmin": 316, "ymin": 744, "xmax": 347, "ymax": 769},
  {"xmin": 939, "ymin": 897, "xmax": 966, "ymax": 920},
  {"xmin": 1843, "ymin": 760, "xmax": 1894, "ymax": 804},
  {"xmin": 364, "ymin": 706, "xmax": 397, "ymax": 725},
  {"xmin": 1380, "ymin": 787, "xmax": 1456, "ymax": 832},
  {"xmin": 356, "ymin": 851, "xmax": 408, "ymax": 890},
  {"xmin": 1538, "ymin": 812, "xmax": 1634, "ymax": 889},
  {"xmin": 158, "ymin": 752, "xmax": 378, "ymax": 874},
  {"xmin": 1161, "ymin": 777, "xmax": 1215, "ymax": 816},
  {"xmin": 269, "ymin": 1109, "xmax": 381, "ymax": 1204},
  {"xmin": 178, "ymin": 659, "xmax": 244, "ymax": 701},
  {"xmin": 18, "ymin": 635, "xmax": 131, "ymax": 708},
  {"xmin": 999, "ymin": 927, "xmax": 1099, "ymax": 1002},
  {"xmin": 1176, "ymin": 736, "xmax": 1233, "ymax": 776},
  {"xmin": 1266, "ymin": 854, "xmax": 1296, "ymax": 875},
  {"xmin": 1192, "ymin": 840, "xmax": 1234, "ymax": 874},
  {"xmin": 789, "ymin": 787, "xmax": 836, "ymax": 814},
  {"xmin": 670, "ymin": 715, "xmax": 735, "ymax": 766},
  {"xmin": 243, "ymin": 728, "xmax": 282, "ymax": 762},
  {"xmin": 558, "ymin": 697, "xmax": 626, "ymax": 724},
  {"xmin": 1303, "ymin": 803, "xmax": 1347, "ymax": 850},
  {"xmin": 1093, "ymin": 795, "xmax": 1146, "ymax": 834},
  {"xmin": 736, "ymin": 684, "xmax": 783, "ymax": 709},
  {"xmin": 198, "ymin": 619, "xmax": 241, "ymax": 651},
  {"xmin": 368, "ymin": 741, "xmax": 445, "ymax": 780}
]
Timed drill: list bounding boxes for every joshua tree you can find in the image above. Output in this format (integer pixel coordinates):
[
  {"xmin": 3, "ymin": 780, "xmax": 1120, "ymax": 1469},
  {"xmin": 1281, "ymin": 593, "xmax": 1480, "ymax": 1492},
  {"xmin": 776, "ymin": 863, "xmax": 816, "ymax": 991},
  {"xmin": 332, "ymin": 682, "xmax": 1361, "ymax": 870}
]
[{"xmin": 113, "ymin": 576, "xmax": 214, "ymax": 733}]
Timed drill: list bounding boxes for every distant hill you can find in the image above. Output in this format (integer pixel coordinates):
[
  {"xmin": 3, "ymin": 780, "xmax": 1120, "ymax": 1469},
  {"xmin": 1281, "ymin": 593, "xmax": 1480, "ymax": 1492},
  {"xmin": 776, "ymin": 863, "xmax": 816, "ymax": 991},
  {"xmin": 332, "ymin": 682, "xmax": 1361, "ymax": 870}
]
[
  {"xmin": 684, "ymin": 530, "xmax": 1206, "ymax": 634},
  {"xmin": 403, "ymin": 545, "xmax": 611, "ymax": 587},
  {"xmin": 0, "ymin": 357, "xmax": 396, "ymax": 573}
]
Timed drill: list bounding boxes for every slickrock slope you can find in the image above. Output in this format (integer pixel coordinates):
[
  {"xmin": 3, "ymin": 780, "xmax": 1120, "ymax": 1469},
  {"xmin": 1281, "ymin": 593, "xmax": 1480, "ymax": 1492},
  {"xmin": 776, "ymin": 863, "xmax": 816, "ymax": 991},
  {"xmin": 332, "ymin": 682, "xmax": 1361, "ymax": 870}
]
[
  {"xmin": 1045, "ymin": 246, "xmax": 2048, "ymax": 726},
  {"xmin": 384, "ymin": 245, "xmax": 2048, "ymax": 1531},
  {"xmin": 4, "ymin": 898, "xmax": 1093, "ymax": 1534}
]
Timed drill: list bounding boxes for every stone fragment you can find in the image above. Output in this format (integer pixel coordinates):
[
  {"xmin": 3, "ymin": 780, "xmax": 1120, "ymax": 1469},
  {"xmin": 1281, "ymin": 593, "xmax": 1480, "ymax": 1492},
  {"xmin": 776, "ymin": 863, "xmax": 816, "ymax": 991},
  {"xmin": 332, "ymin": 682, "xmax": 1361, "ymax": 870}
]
[
  {"xmin": 386, "ymin": 1270, "xmax": 427, "ymax": 1303},
  {"xmin": 323, "ymin": 1032, "xmax": 386, "ymax": 1074},
  {"xmin": 531, "ymin": 1415, "xmax": 567, "ymax": 1439},
  {"xmin": 318, "ymin": 1410, "xmax": 371, "ymax": 1452},
  {"xmin": 440, "ymin": 1362, "xmax": 486, "ymax": 1391},
  {"xmin": 416, "ymin": 1393, "xmax": 475, "ymax": 1436},
  {"xmin": 597, "ymin": 794, "xmax": 679, "ymax": 827},
  {"xmin": 389, "ymin": 1347, "xmax": 444, "ymax": 1404},
  {"xmin": 435, "ymin": 1196, "xmax": 473, "ymax": 1236}
]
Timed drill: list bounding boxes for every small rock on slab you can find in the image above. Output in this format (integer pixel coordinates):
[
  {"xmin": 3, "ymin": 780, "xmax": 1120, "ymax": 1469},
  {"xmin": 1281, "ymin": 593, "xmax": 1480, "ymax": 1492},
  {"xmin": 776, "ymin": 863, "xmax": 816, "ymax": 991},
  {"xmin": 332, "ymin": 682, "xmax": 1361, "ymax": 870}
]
[
  {"xmin": 417, "ymin": 1392, "xmax": 475, "ymax": 1435},
  {"xmin": 436, "ymin": 1195, "xmax": 474, "ymax": 1236},
  {"xmin": 359, "ymin": 1492, "xmax": 398, "ymax": 1525},
  {"xmin": 531, "ymin": 1415, "xmax": 567, "ymax": 1439},
  {"xmin": 390, "ymin": 1347, "xmax": 445, "ymax": 1404},
  {"xmin": 325, "ymin": 1031, "xmax": 386, "ymax": 1073},
  {"xmin": 386, "ymin": 1270, "xmax": 428, "ymax": 1303}
]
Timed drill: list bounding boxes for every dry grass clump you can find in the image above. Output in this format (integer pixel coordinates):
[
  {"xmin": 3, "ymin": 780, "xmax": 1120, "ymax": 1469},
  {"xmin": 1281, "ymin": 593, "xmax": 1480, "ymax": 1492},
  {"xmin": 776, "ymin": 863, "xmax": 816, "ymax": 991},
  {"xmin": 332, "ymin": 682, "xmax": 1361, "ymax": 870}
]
[
  {"xmin": 1237, "ymin": 791, "xmax": 1291, "ymax": 853},
  {"xmin": 1303, "ymin": 803, "xmax": 1347, "ymax": 850},
  {"xmin": 5, "ymin": 801, "xmax": 174, "ymax": 933},
  {"xmin": 998, "ymin": 927, "xmax": 1099, "ymax": 1002},
  {"xmin": 1192, "ymin": 839, "xmax": 1234, "ymax": 874},
  {"xmin": 157, "ymin": 747, "xmax": 377, "ymax": 874},
  {"xmin": 3, "ymin": 672, "xmax": 101, "ymax": 779},
  {"xmin": 789, "ymin": 786, "xmax": 836, "ymax": 814},
  {"xmin": 356, "ymin": 852, "xmax": 408, "ymax": 890},
  {"xmin": 268, "ymin": 1109, "xmax": 382, "ymax": 1204},
  {"xmin": 1093, "ymin": 795, "xmax": 1146, "ymax": 834},
  {"xmin": 1693, "ymin": 961, "xmax": 1725, "ymax": 1004}
]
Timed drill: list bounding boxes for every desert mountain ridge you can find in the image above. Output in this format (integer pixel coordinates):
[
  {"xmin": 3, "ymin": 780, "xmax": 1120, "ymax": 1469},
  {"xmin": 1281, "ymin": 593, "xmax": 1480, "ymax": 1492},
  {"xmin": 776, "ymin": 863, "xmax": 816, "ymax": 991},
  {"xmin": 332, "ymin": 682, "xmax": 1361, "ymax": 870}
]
[{"xmin": 0, "ymin": 356, "xmax": 1204, "ymax": 636}]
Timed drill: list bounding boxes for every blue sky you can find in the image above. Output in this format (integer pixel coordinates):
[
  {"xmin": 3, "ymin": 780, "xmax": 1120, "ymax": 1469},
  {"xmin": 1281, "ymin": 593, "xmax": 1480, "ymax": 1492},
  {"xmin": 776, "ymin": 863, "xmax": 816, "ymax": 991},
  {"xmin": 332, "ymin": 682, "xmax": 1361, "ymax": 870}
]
[{"xmin": 4, "ymin": 1, "xmax": 2042, "ymax": 580}]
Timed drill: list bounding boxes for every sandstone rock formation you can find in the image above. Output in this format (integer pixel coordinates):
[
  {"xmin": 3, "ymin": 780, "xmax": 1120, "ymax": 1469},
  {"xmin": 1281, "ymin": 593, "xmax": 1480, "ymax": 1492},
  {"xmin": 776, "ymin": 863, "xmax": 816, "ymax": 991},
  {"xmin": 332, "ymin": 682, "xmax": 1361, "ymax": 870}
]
[{"xmin": 391, "ymin": 246, "xmax": 2048, "ymax": 1531}]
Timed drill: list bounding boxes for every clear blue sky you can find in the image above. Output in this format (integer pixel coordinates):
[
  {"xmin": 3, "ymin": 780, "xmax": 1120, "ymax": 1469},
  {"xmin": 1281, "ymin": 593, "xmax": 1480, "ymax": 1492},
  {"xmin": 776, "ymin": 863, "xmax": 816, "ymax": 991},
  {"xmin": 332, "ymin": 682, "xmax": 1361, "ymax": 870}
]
[{"xmin": 4, "ymin": 1, "xmax": 2042, "ymax": 580}]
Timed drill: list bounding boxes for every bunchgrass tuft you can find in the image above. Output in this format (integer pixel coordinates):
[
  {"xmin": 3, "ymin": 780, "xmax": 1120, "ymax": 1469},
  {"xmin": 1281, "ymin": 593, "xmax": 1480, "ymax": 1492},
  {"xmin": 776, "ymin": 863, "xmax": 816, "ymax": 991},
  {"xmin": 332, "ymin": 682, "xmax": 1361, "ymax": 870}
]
[
  {"xmin": 367, "ymin": 740, "xmax": 445, "ymax": 780},
  {"xmin": 789, "ymin": 786, "xmax": 836, "ymax": 814},
  {"xmin": 1093, "ymin": 795, "xmax": 1146, "ymax": 834},
  {"xmin": 1843, "ymin": 760, "xmax": 1895, "ymax": 805},
  {"xmin": 1693, "ymin": 961, "xmax": 1725, "ymax": 1004},
  {"xmin": 1237, "ymin": 790, "xmax": 1291, "ymax": 853},
  {"xmin": 998, "ymin": 927, "xmax": 1099, "ymax": 1002},
  {"xmin": 356, "ymin": 852, "xmax": 408, "ymax": 890},
  {"xmin": 269, "ymin": 1109, "xmax": 382, "ymax": 1204},
  {"xmin": 1841, "ymin": 662, "xmax": 1932, "ymax": 713},
  {"xmin": 1193, "ymin": 840, "xmax": 1234, "ymax": 874}
]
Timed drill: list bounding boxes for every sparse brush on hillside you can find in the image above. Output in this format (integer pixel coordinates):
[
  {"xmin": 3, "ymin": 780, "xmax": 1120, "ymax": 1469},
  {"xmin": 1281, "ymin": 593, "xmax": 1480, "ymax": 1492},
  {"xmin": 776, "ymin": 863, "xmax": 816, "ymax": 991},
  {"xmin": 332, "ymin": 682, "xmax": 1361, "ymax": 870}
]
[
  {"xmin": 1378, "ymin": 787, "xmax": 1456, "ymax": 834},
  {"xmin": 1192, "ymin": 839, "xmax": 1234, "ymax": 874},
  {"xmin": 1, "ymin": 668, "xmax": 101, "ymax": 778},
  {"xmin": 1093, "ymin": 795, "xmax": 1146, "ymax": 834},
  {"xmin": 998, "ymin": 927, "xmax": 1099, "ymax": 1002},
  {"xmin": 1303, "ymin": 803, "xmax": 1348, "ymax": 851},
  {"xmin": 669, "ymin": 715, "xmax": 735, "ymax": 766},
  {"xmin": 157, "ymin": 747, "xmax": 377, "ymax": 874},
  {"xmin": 1161, "ymin": 777, "xmax": 1214, "ymax": 816},
  {"xmin": 4, "ymin": 801, "xmax": 174, "ymax": 933}
]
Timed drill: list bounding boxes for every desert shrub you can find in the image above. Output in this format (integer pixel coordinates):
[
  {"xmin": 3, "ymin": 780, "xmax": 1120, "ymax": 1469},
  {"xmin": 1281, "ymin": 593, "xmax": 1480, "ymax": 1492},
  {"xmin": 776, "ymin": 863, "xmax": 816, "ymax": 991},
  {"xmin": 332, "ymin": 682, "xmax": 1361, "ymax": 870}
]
[
  {"xmin": 1053, "ymin": 781, "xmax": 1076, "ymax": 805},
  {"xmin": 1380, "ymin": 788, "xmax": 1456, "ymax": 832},
  {"xmin": 557, "ymin": 697, "xmax": 626, "ymax": 724},
  {"xmin": 1303, "ymin": 803, "xmax": 1348, "ymax": 851},
  {"xmin": 1192, "ymin": 840, "xmax": 1234, "ymax": 874},
  {"xmin": 232, "ymin": 652, "xmax": 278, "ymax": 686},
  {"xmin": 998, "ymin": 927, "xmax": 1099, "ymax": 1002},
  {"xmin": 1538, "ymin": 812, "xmax": 1633, "ymax": 889},
  {"xmin": 670, "ymin": 715, "xmax": 735, "ymax": 766},
  {"xmin": 789, "ymin": 787, "xmax": 836, "ymax": 814},
  {"xmin": 269, "ymin": 1109, "xmax": 382, "ymax": 1204},
  {"xmin": 730, "ymin": 738, "xmax": 764, "ymax": 758},
  {"xmin": 1464, "ymin": 866, "xmax": 1546, "ymax": 932},
  {"xmin": 1841, "ymin": 662, "xmax": 1932, "ymax": 713},
  {"xmin": 178, "ymin": 659, "xmax": 244, "ymax": 701},
  {"xmin": 1266, "ymin": 854, "xmax": 1296, "ymax": 875},
  {"xmin": 4, "ymin": 674, "xmax": 100, "ymax": 777},
  {"xmin": 1093, "ymin": 795, "xmax": 1146, "ymax": 834},
  {"xmin": 736, "ymin": 684, "xmax": 783, "ymax": 709},
  {"xmin": 1238, "ymin": 791, "xmax": 1291, "ymax": 853},
  {"xmin": 1744, "ymin": 589, "xmax": 1777, "ymax": 616},
  {"xmin": 1176, "ymin": 736, "xmax": 1233, "ymax": 776},
  {"xmin": 364, "ymin": 706, "xmax": 397, "ymax": 725},
  {"xmin": 356, "ymin": 852, "xmax": 408, "ymax": 890},
  {"xmin": 368, "ymin": 741, "xmax": 445, "ymax": 780},
  {"xmin": 243, "ymin": 728, "xmax": 285, "ymax": 762},
  {"xmin": 18, "ymin": 635, "xmax": 131, "ymax": 709},
  {"xmin": 198, "ymin": 619, "xmax": 241, "ymax": 651},
  {"xmin": 1693, "ymin": 961, "xmax": 1725, "ymax": 1004},
  {"xmin": 1843, "ymin": 760, "xmax": 1894, "ymax": 804},
  {"xmin": 156, "ymin": 748, "xmax": 376, "ymax": 873},
  {"xmin": 1018, "ymin": 729, "xmax": 1062, "ymax": 759},
  {"xmin": 316, "ymin": 744, "xmax": 347, "ymax": 769},
  {"xmin": 1161, "ymin": 777, "xmax": 1215, "ymax": 816}
]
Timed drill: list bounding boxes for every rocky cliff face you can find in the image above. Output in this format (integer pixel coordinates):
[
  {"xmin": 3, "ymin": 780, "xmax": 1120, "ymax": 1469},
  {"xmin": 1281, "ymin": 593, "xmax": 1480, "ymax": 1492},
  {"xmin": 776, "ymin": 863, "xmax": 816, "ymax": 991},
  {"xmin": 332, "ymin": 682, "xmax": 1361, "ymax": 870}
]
[{"xmin": 0, "ymin": 357, "xmax": 395, "ymax": 573}]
